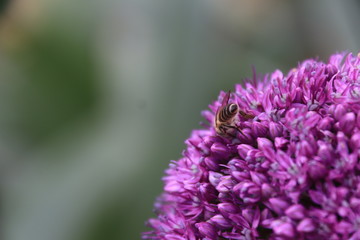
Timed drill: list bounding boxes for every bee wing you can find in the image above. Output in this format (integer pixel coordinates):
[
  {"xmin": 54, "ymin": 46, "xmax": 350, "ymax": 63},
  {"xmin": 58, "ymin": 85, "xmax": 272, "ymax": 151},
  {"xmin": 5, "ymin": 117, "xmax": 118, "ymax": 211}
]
[
  {"xmin": 239, "ymin": 110, "xmax": 255, "ymax": 119},
  {"xmin": 221, "ymin": 91, "xmax": 231, "ymax": 107}
]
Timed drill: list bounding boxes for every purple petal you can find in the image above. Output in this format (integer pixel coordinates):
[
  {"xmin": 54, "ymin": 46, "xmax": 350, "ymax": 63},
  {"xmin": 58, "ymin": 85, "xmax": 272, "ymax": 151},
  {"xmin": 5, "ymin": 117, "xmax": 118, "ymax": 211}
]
[
  {"xmin": 228, "ymin": 214, "xmax": 250, "ymax": 229},
  {"xmin": 317, "ymin": 116, "xmax": 334, "ymax": 130},
  {"xmin": 350, "ymin": 132, "xmax": 360, "ymax": 151},
  {"xmin": 231, "ymin": 170, "xmax": 251, "ymax": 182},
  {"xmin": 304, "ymin": 111, "xmax": 321, "ymax": 128},
  {"xmin": 308, "ymin": 161, "xmax": 328, "ymax": 180},
  {"xmin": 285, "ymin": 204, "xmax": 305, "ymax": 220},
  {"xmin": 261, "ymin": 183, "xmax": 274, "ymax": 199},
  {"xmin": 218, "ymin": 203, "xmax": 239, "ymax": 215},
  {"xmin": 274, "ymin": 137, "xmax": 289, "ymax": 149},
  {"xmin": 339, "ymin": 112, "xmax": 355, "ymax": 135},
  {"xmin": 250, "ymin": 171, "xmax": 266, "ymax": 185},
  {"xmin": 309, "ymin": 190, "xmax": 325, "ymax": 205},
  {"xmin": 297, "ymin": 218, "xmax": 315, "ymax": 232},
  {"xmin": 252, "ymin": 207, "xmax": 261, "ymax": 228},
  {"xmin": 204, "ymin": 156, "xmax": 220, "ymax": 171},
  {"xmin": 209, "ymin": 214, "xmax": 232, "ymax": 229},
  {"xmin": 216, "ymin": 176, "xmax": 233, "ymax": 193},
  {"xmin": 237, "ymin": 144, "xmax": 255, "ymax": 159},
  {"xmin": 208, "ymin": 171, "xmax": 223, "ymax": 187},
  {"xmin": 272, "ymin": 220, "xmax": 295, "ymax": 238},
  {"xmin": 268, "ymin": 198, "xmax": 290, "ymax": 215},
  {"xmin": 164, "ymin": 181, "xmax": 182, "ymax": 193},
  {"xmin": 334, "ymin": 104, "xmax": 346, "ymax": 121},
  {"xmin": 269, "ymin": 122, "xmax": 283, "ymax": 138},
  {"xmin": 257, "ymin": 137, "xmax": 274, "ymax": 151},
  {"xmin": 195, "ymin": 222, "xmax": 217, "ymax": 239},
  {"xmin": 252, "ymin": 121, "xmax": 268, "ymax": 137},
  {"xmin": 210, "ymin": 142, "xmax": 229, "ymax": 157},
  {"xmin": 335, "ymin": 221, "xmax": 354, "ymax": 234}
]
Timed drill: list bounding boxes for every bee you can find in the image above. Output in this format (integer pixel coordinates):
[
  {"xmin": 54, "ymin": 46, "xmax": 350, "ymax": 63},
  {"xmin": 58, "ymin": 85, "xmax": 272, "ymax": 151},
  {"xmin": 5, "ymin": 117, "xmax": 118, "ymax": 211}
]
[{"xmin": 215, "ymin": 91, "xmax": 255, "ymax": 136}]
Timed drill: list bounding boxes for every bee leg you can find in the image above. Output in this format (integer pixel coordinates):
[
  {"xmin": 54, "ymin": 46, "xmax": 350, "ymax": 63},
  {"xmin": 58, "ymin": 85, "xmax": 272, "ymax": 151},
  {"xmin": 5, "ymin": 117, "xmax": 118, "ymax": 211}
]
[
  {"xmin": 219, "ymin": 125, "xmax": 236, "ymax": 138},
  {"xmin": 226, "ymin": 125, "xmax": 245, "ymax": 137},
  {"xmin": 239, "ymin": 110, "xmax": 255, "ymax": 120},
  {"xmin": 235, "ymin": 127, "xmax": 246, "ymax": 137},
  {"xmin": 236, "ymin": 128, "xmax": 246, "ymax": 136},
  {"xmin": 227, "ymin": 132, "xmax": 237, "ymax": 138}
]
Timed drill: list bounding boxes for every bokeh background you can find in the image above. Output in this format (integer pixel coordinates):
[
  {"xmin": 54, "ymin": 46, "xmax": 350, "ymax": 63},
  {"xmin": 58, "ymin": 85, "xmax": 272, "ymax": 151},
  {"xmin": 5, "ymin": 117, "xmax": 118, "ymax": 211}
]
[{"xmin": 0, "ymin": 0, "xmax": 359, "ymax": 239}]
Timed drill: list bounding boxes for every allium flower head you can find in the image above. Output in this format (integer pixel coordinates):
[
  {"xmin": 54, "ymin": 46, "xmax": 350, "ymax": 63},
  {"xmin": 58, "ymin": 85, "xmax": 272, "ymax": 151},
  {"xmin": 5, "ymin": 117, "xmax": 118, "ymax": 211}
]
[{"xmin": 143, "ymin": 52, "xmax": 360, "ymax": 240}]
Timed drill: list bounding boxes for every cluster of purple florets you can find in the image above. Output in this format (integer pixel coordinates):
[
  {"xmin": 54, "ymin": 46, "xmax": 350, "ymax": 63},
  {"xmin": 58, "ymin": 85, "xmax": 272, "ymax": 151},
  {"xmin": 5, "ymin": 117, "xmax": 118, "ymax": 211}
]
[{"xmin": 144, "ymin": 52, "xmax": 360, "ymax": 240}]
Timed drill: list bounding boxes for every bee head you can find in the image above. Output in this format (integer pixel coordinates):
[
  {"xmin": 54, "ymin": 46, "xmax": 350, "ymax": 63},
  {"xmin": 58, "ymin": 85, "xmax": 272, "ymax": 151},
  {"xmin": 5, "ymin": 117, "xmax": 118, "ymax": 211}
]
[{"xmin": 229, "ymin": 104, "xmax": 238, "ymax": 113}]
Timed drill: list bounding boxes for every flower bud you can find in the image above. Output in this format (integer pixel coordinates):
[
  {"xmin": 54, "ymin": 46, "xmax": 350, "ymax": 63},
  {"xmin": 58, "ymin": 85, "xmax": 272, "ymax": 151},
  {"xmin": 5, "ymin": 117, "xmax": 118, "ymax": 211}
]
[
  {"xmin": 216, "ymin": 176, "xmax": 233, "ymax": 193},
  {"xmin": 234, "ymin": 181, "xmax": 261, "ymax": 203},
  {"xmin": 285, "ymin": 204, "xmax": 305, "ymax": 220},
  {"xmin": 195, "ymin": 222, "xmax": 217, "ymax": 239},
  {"xmin": 269, "ymin": 122, "xmax": 283, "ymax": 138},
  {"xmin": 308, "ymin": 161, "xmax": 328, "ymax": 180},
  {"xmin": 317, "ymin": 117, "xmax": 334, "ymax": 130},
  {"xmin": 268, "ymin": 198, "xmax": 289, "ymax": 215},
  {"xmin": 339, "ymin": 112, "xmax": 355, "ymax": 135},
  {"xmin": 209, "ymin": 214, "xmax": 232, "ymax": 229},
  {"xmin": 271, "ymin": 220, "xmax": 295, "ymax": 238},
  {"xmin": 252, "ymin": 122, "xmax": 268, "ymax": 137},
  {"xmin": 218, "ymin": 203, "xmax": 238, "ymax": 215},
  {"xmin": 237, "ymin": 144, "xmax": 254, "ymax": 159},
  {"xmin": 334, "ymin": 104, "xmax": 346, "ymax": 121},
  {"xmin": 204, "ymin": 156, "xmax": 219, "ymax": 171},
  {"xmin": 297, "ymin": 218, "xmax": 315, "ymax": 232},
  {"xmin": 274, "ymin": 137, "xmax": 289, "ymax": 149},
  {"xmin": 209, "ymin": 171, "xmax": 222, "ymax": 187},
  {"xmin": 257, "ymin": 138, "xmax": 274, "ymax": 151}
]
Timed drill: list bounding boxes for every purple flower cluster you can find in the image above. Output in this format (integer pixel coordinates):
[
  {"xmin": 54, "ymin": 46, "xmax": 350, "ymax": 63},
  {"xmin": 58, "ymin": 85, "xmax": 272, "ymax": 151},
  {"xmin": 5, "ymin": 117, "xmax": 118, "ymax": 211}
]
[{"xmin": 143, "ymin": 52, "xmax": 360, "ymax": 240}]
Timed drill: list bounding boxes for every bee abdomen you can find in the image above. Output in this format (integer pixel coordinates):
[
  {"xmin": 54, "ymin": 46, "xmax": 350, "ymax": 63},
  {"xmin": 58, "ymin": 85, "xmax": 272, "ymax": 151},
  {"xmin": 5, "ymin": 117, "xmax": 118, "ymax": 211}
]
[{"xmin": 219, "ymin": 104, "xmax": 238, "ymax": 122}]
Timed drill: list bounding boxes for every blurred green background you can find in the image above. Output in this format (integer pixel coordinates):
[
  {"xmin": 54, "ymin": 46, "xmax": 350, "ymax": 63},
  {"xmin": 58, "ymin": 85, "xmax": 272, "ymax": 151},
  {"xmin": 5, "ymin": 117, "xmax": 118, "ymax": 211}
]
[{"xmin": 0, "ymin": 0, "xmax": 359, "ymax": 239}]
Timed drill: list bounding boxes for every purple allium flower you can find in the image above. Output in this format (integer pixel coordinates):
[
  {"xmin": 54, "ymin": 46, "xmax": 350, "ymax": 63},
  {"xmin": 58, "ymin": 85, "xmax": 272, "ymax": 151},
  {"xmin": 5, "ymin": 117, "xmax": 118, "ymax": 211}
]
[{"xmin": 143, "ymin": 52, "xmax": 360, "ymax": 240}]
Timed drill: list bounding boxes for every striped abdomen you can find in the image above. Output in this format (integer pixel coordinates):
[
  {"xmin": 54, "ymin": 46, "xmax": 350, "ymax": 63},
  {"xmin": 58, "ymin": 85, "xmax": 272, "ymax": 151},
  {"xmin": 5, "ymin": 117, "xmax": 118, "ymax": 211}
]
[{"xmin": 218, "ymin": 103, "xmax": 238, "ymax": 123}]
